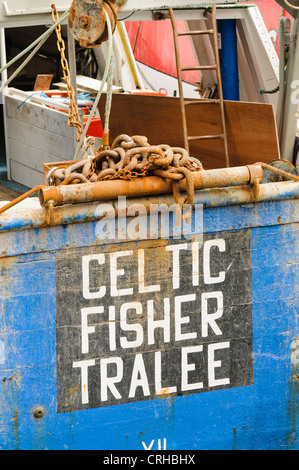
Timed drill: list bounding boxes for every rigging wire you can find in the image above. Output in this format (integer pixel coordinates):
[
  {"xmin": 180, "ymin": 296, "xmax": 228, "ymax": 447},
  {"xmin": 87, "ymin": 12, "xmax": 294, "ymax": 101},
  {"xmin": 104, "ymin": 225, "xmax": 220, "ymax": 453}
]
[
  {"xmin": 0, "ymin": 9, "xmax": 70, "ymax": 75},
  {"xmin": 284, "ymin": 0, "xmax": 299, "ymax": 10},
  {"xmin": 73, "ymin": 12, "xmax": 114, "ymax": 160}
]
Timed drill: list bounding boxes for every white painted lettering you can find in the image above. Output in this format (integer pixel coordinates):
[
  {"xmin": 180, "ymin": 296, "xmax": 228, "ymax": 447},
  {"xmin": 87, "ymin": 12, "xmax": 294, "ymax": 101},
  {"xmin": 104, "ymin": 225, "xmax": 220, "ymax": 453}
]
[
  {"xmin": 138, "ymin": 249, "xmax": 160, "ymax": 293},
  {"xmin": 142, "ymin": 439, "xmax": 155, "ymax": 450},
  {"xmin": 73, "ymin": 358, "xmax": 95, "ymax": 404},
  {"xmin": 108, "ymin": 306, "xmax": 116, "ymax": 351},
  {"xmin": 147, "ymin": 298, "xmax": 170, "ymax": 345},
  {"xmin": 120, "ymin": 302, "xmax": 143, "ymax": 349},
  {"xmin": 166, "ymin": 243, "xmax": 188, "ymax": 289},
  {"xmin": 100, "ymin": 357, "xmax": 123, "ymax": 401},
  {"xmin": 110, "ymin": 251, "xmax": 134, "ymax": 297},
  {"xmin": 208, "ymin": 342, "xmax": 230, "ymax": 387},
  {"xmin": 81, "ymin": 306, "xmax": 103, "ymax": 354},
  {"xmin": 201, "ymin": 291, "xmax": 223, "ymax": 337},
  {"xmin": 175, "ymin": 294, "xmax": 197, "ymax": 341},
  {"xmin": 192, "ymin": 241, "xmax": 200, "ymax": 287},
  {"xmin": 128, "ymin": 353, "xmax": 150, "ymax": 398},
  {"xmin": 203, "ymin": 239, "xmax": 226, "ymax": 284},
  {"xmin": 155, "ymin": 351, "xmax": 177, "ymax": 395},
  {"xmin": 181, "ymin": 346, "xmax": 203, "ymax": 391},
  {"xmin": 82, "ymin": 254, "xmax": 106, "ymax": 299}
]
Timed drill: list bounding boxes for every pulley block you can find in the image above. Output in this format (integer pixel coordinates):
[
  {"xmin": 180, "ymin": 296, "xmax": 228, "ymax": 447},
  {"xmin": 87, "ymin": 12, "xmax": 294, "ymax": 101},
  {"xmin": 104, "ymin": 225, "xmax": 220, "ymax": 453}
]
[{"xmin": 69, "ymin": 0, "xmax": 117, "ymax": 48}]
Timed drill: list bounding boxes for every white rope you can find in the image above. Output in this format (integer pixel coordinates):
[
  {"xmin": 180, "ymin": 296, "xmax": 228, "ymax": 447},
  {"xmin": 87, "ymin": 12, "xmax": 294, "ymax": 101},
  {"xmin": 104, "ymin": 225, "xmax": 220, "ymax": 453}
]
[
  {"xmin": 0, "ymin": 10, "xmax": 69, "ymax": 75},
  {"xmin": 73, "ymin": 12, "xmax": 114, "ymax": 160},
  {"xmin": 104, "ymin": 53, "xmax": 114, "ymax": 134},
  {"xmin": 284, "ymin": 0, "xmax": 299, "ymax": 10},
  {"xmin": 0, "ymin": 32, "xmax": 51, "ymax": 94},
  {"xmin": 275, "ymin": 7, "xmax": 284, "ymax": 50}
]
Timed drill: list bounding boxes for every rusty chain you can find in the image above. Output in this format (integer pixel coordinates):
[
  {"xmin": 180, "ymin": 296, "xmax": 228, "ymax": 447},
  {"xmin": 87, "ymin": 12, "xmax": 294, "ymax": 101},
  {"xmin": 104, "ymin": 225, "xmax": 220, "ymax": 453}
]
[
  {"xmin": 48, "ymin": 134, "xmax": 204, "ymax": 206},
  {"xmin": 52, "ymin": 4, "xmax": 83, "ymax": 141}
]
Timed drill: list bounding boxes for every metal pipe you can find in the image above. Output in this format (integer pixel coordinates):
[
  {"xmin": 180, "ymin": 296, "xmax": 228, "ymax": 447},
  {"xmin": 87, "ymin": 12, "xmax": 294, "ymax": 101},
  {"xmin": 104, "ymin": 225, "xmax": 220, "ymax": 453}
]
[
  {"xmin": 1, "ymin": 180, "xmax": 299, "ymax": 234},
  {"xmin": 39, "ymin": 165, "xmax": 262, "ymax": 207},
  {"xmin": 0, "ymin": 185, "xmax": 44, "ymax": 215},
  {"xmin": 276, "ymin": 16, "xmax": 291, "ymax": 141},
  {"xmin": 280, "ymin": 15, "xmax": 299, "ymax": 161}
]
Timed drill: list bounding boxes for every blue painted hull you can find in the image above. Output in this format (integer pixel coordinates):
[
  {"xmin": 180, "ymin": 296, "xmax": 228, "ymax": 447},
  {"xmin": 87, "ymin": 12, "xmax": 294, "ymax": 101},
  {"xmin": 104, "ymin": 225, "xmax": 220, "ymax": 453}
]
[{"xmin": 0, "ymin": 196, "xmax": 298, "ymax": 450}]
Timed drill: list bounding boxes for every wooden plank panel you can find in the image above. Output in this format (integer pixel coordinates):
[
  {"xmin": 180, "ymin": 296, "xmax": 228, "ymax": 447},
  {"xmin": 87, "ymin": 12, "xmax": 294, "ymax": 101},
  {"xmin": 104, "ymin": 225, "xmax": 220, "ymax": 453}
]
[
  {"xmin": 7, "ymin": 139, "xmax": 70, "ymax": 173},
  {"xmin": 5, "ymin": 94, "xmax": 75, "ymax": 141},
  {"xmin": 99, "ymin": 94, "xmax": 280, "ymax": 170},
  {"xmin": 6, "ymin": 117, "xmax": 75, "ymax": 161},
  {"xmin": 0, "ymin": 183, "xmax": 24, "ymax": 202},
  {"xmin": 0, "ymin": 189, "xmax": 13, "ymax": 202},
  {"xmin": 10, "ymin": 160, "xmax": 44, "ymax": 188}
]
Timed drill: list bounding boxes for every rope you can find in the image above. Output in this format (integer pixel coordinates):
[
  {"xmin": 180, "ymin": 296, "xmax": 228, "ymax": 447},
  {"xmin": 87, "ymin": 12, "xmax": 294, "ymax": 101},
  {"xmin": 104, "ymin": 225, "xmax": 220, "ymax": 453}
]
[
  {"xmin": 16, "ymin": 91, "xmax": 48, "ymax": 109},
  {"xmin": 260, "ymin": 86, "xmax": 279, "ymax": 95},
  {"xmin": 0, "ymin": 32, "xmax": 52, "ymax": 94},
  {"xmin": 104, "ymin": 53, "xmax": 114, "ymax": 134},
  {"xmin": 284, "ymin": 0, "xmax": 299, "ymax": 10},
  {"xmin": 0, "ymin": 9, "xmax": 69, "ymax": 76},
  {"xmin": 275, "ymin": 7, "xmax": 284, "ymax": 50},
  {"xmin": 73, "ymin": 12, "xmax": 114, "ymax": 160}
]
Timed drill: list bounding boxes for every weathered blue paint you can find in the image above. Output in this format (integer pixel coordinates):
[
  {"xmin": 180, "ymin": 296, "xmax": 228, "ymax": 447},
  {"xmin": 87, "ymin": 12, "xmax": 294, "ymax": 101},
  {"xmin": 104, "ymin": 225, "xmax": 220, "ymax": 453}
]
[{"xmin": 0, "ymin": 194, "xmax": 299, "ymax": 450}]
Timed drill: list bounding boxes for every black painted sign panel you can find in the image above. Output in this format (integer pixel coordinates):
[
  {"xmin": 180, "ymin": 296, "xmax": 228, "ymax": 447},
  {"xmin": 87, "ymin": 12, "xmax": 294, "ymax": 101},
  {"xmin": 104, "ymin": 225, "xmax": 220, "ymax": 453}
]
[{"xmin": 56, "ymin": 231, "xmax": 253, "ymax": 413}]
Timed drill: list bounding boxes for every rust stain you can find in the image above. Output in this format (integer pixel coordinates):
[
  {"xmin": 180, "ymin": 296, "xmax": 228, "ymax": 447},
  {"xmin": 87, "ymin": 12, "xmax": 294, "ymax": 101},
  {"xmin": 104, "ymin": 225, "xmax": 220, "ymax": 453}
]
[
  {"xmin": 156, "ymin": 387, "xmax": 173, "ymax": 398},
  {"xmin": 11, "ymin": 373, "xmax": 21, "ymax": 387},
  {"xmin": 116, "ymin": 0, "xmax": 127, "ymax": 11},
  {"xmin": 68, "ymin": 0, "xmax": 117, "ymax": 48},
  {"xmin": 13, "ymin": 410, "xmax": 19, "ymax": 450},
  {"xmin": 68, "ymin": 385, "xmax": 80, "ymax": 412}
]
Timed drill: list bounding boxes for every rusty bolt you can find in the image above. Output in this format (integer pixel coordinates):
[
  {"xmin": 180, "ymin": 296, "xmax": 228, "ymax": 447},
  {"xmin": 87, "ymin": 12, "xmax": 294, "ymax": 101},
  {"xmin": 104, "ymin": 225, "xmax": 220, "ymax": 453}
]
[
  {"xmin": 79, "ymin": 14, "xmax": 91, "ymax": 30},
  {"xmin": 152, "ymin": 11, "xmax": 170, "ymax": 20},
  {"xmin": 32, "ymin": 405, "xmax": 46, "ymax": 419}
]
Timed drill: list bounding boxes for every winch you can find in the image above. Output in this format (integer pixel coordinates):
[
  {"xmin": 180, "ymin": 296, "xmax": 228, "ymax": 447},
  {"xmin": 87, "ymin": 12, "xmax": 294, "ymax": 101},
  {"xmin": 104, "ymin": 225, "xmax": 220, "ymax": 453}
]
[{"xmin": 68, "ymin": 0, "xmax": 117, "ymax": 48}]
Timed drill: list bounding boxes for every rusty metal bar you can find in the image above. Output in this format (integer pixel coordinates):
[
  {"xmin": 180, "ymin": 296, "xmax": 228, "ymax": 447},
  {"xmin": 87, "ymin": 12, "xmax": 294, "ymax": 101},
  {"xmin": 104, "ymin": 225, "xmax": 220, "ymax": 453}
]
[
  {"xmin": 169, "ymin": 7, "xmax": 189, "ymax": 153},
  {"xmin": 1, "ymin": 180, "xmax": 299, "ymax": 234},
  {"xmin": 211, "ymin": 4, "xmax": 230, "ymax": 168},
  {"xmin": 38, "ymin": 165, "xmax": 264, "ymax": 207},
  {"xmin": 0, "ymin": 185, "xmax": 44, "ymax": 215},
  {"xmin": 177, "ymin": 29, "xmax": 214, "ymax": 36},
  {"xmin": 181, "ymin": 65, "xmax": 217, "ymax": 71}
]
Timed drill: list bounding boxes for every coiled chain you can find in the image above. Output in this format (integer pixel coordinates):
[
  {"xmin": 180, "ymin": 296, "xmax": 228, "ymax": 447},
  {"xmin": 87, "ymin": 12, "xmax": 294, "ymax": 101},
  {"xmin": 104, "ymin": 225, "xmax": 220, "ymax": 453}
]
[{"xmin": 48, "ymin": 134, "xmax": 203, "ymax": 206}]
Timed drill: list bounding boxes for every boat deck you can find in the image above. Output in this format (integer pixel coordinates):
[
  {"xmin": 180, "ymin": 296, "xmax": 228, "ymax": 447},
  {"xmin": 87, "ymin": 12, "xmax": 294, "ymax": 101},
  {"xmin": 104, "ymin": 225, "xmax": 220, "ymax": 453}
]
[{"xmin": 0, "ymin": 178, "xmax": 28, "ymax": 203}]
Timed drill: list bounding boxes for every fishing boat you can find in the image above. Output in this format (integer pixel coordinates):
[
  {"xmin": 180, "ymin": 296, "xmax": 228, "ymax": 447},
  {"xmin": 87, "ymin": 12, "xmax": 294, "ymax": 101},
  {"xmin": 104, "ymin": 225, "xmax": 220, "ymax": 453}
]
[{"xmin": 0, "ymin": 0, "xmax": 299, "ymax": 451}]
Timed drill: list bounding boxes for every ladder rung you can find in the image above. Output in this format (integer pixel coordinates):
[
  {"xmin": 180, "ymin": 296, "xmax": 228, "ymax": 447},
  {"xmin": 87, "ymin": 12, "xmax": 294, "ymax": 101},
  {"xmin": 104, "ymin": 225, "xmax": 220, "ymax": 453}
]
[
  {"xmin": 188, "ymin": 134, "xmax": 224, "ymax": 142},
  {"xmin": 181, "ymin": 65, "xmax": 217, "ymax": 71},
  {"xmin": 184, "ymin": 99, "xmax": 221, "ymax": 106},
  {"xmin": 177, "ymin": 29, "xmax": 214, "ymax": 36}
]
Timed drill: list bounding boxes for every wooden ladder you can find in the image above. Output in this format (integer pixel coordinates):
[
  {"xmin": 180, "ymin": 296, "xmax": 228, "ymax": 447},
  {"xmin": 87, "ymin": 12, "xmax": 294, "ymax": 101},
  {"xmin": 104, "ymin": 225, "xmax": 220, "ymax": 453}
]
[{"xmin": 169, "ymin": 5, "xmax": 229, "ymax": 167}]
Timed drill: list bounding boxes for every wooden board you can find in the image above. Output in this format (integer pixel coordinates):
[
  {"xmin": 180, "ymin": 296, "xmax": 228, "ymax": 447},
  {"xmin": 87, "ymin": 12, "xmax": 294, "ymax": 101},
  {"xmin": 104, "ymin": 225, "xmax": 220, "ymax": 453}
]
[
  {"xmin": 5, "ymin": 92, "xmax": 76, "ymax": 188},
  {"xmin": 0, "ymin": 181, "xmax": 24, "ymax": 202},
  {"xmin": 99, "ymin": 94, "xmax": 280, "ymax": 170}
]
